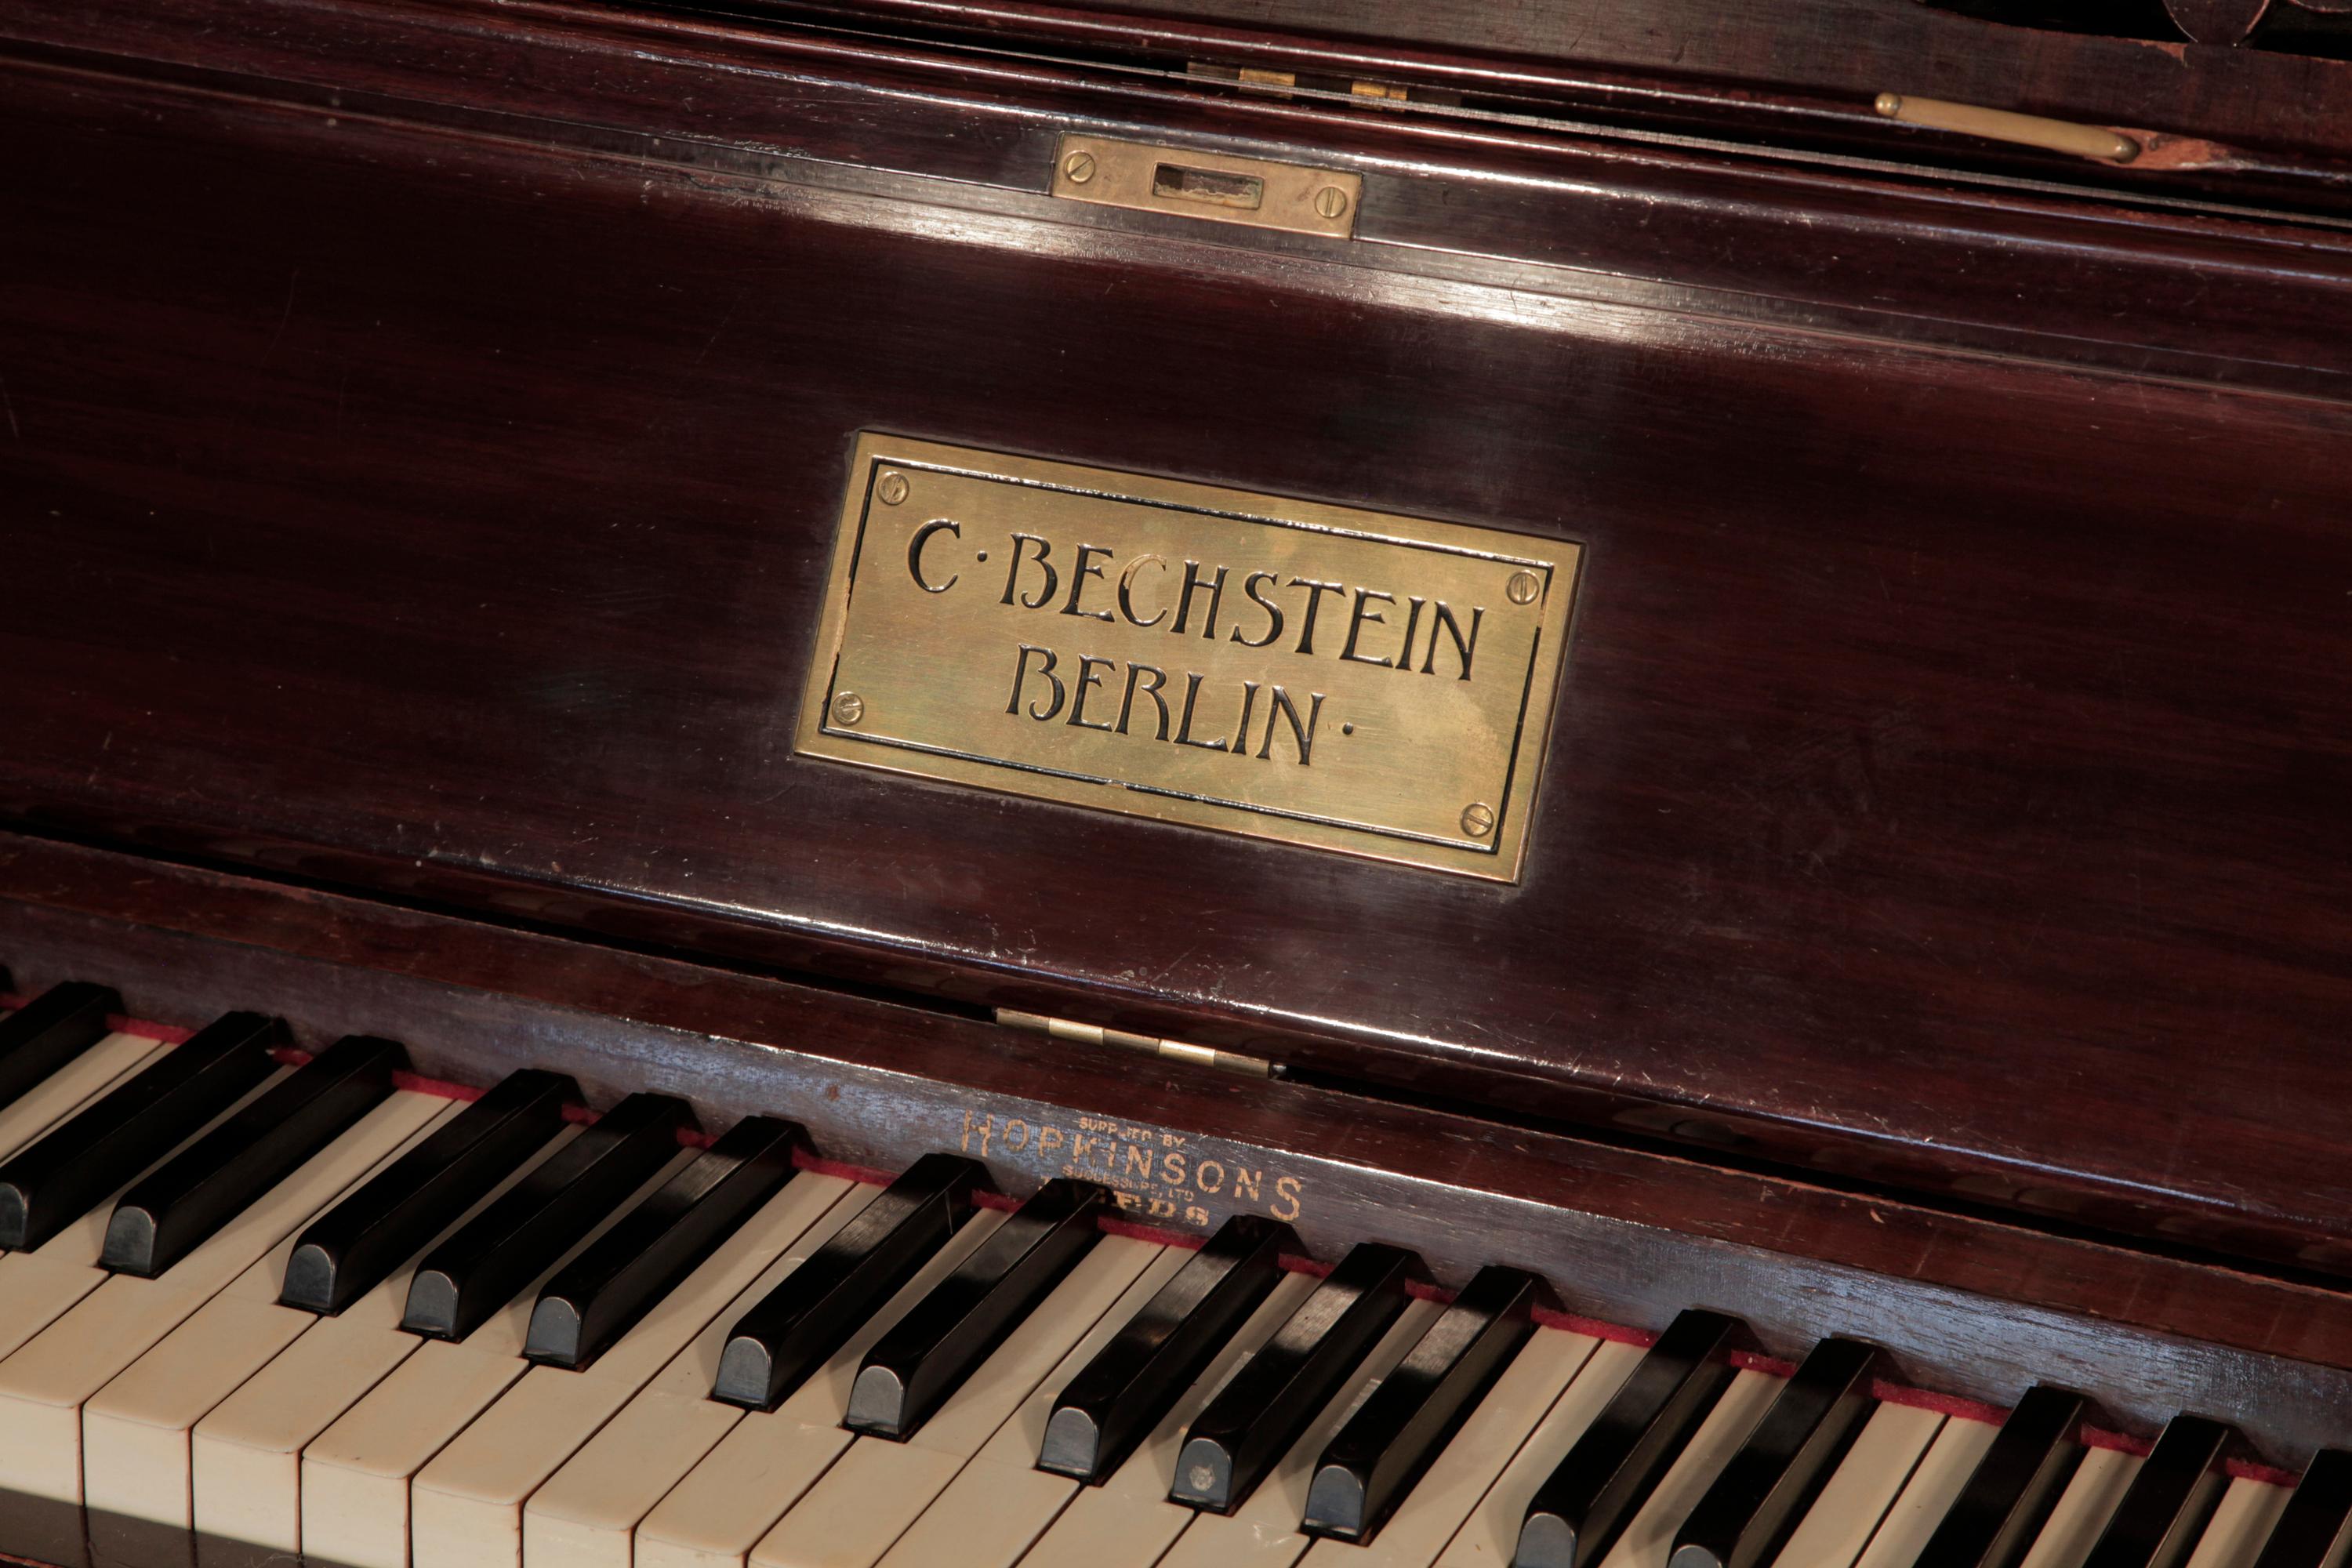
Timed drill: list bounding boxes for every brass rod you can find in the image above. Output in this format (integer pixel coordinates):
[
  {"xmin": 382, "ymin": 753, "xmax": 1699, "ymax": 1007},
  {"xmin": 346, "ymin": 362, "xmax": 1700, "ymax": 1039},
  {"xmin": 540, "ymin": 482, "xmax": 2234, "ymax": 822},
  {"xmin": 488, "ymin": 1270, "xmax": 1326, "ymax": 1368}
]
[{"xmin": 1875, "ymin": 93, "xmax": 2140, "ymax": 165}]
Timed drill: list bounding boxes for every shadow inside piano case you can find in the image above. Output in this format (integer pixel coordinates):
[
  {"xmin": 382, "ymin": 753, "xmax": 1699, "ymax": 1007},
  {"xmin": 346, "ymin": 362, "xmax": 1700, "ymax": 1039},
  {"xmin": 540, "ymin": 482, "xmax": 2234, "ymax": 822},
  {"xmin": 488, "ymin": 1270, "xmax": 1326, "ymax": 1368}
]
[{"xmin": 3, "ymin": 0, "xmax": 2352, "ymax": 1562}]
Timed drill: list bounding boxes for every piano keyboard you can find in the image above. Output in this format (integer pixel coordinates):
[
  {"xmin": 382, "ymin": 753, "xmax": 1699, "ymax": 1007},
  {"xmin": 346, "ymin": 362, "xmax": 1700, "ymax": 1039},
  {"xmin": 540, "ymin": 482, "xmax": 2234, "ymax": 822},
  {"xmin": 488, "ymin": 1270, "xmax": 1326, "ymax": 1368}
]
[{"xmin": 0, "ymin": 985, "xmax": 2344, "ymax": 1568}]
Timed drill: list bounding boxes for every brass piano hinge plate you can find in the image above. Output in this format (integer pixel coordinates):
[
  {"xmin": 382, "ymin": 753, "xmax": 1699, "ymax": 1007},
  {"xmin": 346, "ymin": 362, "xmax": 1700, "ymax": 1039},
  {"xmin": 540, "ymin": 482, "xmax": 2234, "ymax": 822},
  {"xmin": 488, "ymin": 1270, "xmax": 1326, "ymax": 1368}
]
[
  {"xmin": 996, "ymin": 1009, "xmax": 1279, "ymax": 1080},
  {"xmin": 1185, "ymin": 62, "xmax": 1438, "ymax": 105},
  {"xmin": 1051, "ymin": 133, "xmax": 1362, "ymax": 238}
]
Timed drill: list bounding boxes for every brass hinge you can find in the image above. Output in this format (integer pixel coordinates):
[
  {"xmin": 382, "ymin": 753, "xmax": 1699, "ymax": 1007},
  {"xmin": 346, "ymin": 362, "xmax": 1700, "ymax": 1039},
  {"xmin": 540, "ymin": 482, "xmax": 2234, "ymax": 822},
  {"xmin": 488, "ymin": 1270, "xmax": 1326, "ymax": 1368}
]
[
  {"xmin": 996, "ymin": 1009, "xmax": 1279, "ymax": 1080},
  {"xmin": 1184, "ymin": 62, "xmax": 1429, "ymax": 103}
]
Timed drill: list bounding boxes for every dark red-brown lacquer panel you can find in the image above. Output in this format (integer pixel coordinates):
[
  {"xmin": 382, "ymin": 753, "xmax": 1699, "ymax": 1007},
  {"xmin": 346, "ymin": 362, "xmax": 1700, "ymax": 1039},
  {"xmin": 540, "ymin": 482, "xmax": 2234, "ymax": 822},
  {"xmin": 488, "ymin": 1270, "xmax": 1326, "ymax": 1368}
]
[{"xmin": 2, "ymin": 10, "xmax": 2351, "ymax": 1277}]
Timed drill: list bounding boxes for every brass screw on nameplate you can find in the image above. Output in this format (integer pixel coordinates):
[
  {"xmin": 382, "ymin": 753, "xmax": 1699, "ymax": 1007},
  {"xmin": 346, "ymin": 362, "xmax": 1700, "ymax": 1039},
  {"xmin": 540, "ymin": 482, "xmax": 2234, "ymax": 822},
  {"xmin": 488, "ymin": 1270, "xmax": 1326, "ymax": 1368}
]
[
  {"xmin": 877, "ymin": 471, "xmax": 910, "ymax": 506},
  {"xmin": 1507, "ymin": 571, "xmax": 1541, "ymax": 606},
  {"xmin": 1461, "ymin": 803, "xmax": 1495, "ymax": 838},
  {"xmin": 831, "ymin": 691, "xmax": 866, "ymax": 726},
  {"xmin": 1313, "ymin": 186, "xmax": 1349, "ymax": 220},
  {"xmin": 1063, "ymin": 151, "xmax": 1098, "ymax": 184}
]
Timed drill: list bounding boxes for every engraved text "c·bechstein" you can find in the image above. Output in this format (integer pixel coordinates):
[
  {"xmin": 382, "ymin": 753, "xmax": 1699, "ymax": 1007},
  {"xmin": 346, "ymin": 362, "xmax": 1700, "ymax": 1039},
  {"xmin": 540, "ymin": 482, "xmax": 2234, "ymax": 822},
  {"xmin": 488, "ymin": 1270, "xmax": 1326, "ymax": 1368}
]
[{"xmin": 905, "ymin": 516, "xmax": 1488, "ymax": 765}]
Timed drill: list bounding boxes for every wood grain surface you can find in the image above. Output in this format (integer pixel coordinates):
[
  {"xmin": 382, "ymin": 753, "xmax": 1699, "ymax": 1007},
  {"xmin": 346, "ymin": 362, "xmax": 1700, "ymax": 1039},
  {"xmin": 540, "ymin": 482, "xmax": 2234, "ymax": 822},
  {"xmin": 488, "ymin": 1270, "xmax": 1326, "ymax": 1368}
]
[
  {"xmin": 2, "ymin": 833, "xmax": 2350, "ymax": 1464},
  {"xmin": 906, "ymin": 0, "xmax": 2352, "ymax": 158},
  {"xmin": 3, "ymin": 1, "xmax": 2350, "ymax": 1296}
]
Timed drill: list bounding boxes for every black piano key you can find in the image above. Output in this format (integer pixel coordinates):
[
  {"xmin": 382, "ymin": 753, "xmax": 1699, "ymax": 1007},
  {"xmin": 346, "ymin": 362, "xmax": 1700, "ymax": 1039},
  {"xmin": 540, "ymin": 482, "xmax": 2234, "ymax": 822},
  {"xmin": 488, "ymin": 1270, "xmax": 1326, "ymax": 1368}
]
[
  {"xmin": 100, "ymin": 1033, "xmax": 404, "ymax": 1278},
  {"xmin": 524, "ymin": 1113, "xmax": 801, "ymax": 1369},
  {"xmin": 2252, "ymin": 1449, "xmax": 2352, "ymax": 1568},
  {"xmin": 280, "ymin": 1068, "xmax": 577, "ymax": 1315},
  {"xmin": 0, "ymin": 981, "xmax": 122, "ymax": 1112},
  {"xmin": 1668, "ymin": 1337, "xmax": 1882, "ymax": 1568},
  {"xmin": 1514, "ymin": 1308, "xmax": 1749, "ymax": 1568},
  {"xmin": 1301, "ymin": 1264, "xmax": 1550, "ymax": 1545},
  {"xmin": 0, "ymin": 1011, "xmax": 281, "ymax": 1251},
  {"xmin": 1913, "ymin": 1385, "xmax": 2092, "ymax": 1568},
  {"xmin": 1171, "ymin": 1241, "xmax": 1420, "ymax": 1515},
  {"xmin": 2081, "ymin": 1415, "xmax": 2237, "ymax": 1568},
  {"xmin": 401, "ymin": 1091, "xmax": 695, "ymax": 1341},
  {"xmin": 1037, "ymin": 1213, "xmax": 1298, "ymax": 1484},
  {"xmin": 844, "ymin": 1176, "xmax": 1109, "ymax": 1441},
  {"xmin": 712, "ymin": 1150, "xmax": 985, "ymax": 1411}
]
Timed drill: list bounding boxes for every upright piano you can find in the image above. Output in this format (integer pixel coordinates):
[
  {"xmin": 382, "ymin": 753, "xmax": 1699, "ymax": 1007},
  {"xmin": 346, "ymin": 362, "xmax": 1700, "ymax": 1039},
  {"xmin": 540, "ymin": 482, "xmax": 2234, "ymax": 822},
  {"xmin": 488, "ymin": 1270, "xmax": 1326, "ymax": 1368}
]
[{"xmin": 4, "ymin": 0, "xmax": 2351, "ymax": 1565}]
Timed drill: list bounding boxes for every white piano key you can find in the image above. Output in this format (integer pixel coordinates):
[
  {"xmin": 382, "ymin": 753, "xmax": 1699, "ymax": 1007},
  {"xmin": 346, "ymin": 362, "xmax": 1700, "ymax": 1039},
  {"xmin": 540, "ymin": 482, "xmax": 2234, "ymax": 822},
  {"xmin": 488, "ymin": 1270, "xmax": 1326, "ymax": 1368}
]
[
  {"xmin": 1299, "ymin": 1327, "xmax": 1599, "ymax": 1568},
  {"xmin": 518, "ymin": 1178, "xmax": 886, "ymax": 1568},
  {"xmin": 746, "ymin": 1233, "xmax": 1164, "ymax": 1568},
  {"xmin": 1431, "ymin": 1337, "xmax": 1648, "ymax": 1568},
  {"xmin": 2018, "ymin": 1448, "xmax": 2146, "ymax": 1568},
  {"xmin": 1015, "ymin": 1271, "xmax": 1322, "ymax": 1568},
  {"xmin": 874, "ymin": 1244, "xmax": 1200, "ymax": 1568},
  {"xmin": 1766, "ymin": 1401, "xmax": 1946, "ymax": 1568},
  {"xmin": 300, "ymin": 1340, "xmax": 544, "ymax": 1568},
  {"xmin": 2181, "ymin": 1477, "xmax": 2294, "ymax": 1568},
  {"xmin": 194, "ymin": 1311, "xmax": 420, "ymax": 1568},
  {"xmin": 1592, "ymin": 1367, "xmax": 1784, "ymax": 1568},
  {"xmin": 409, "ymin": 1171, "xmax": 855, "ymax": 1568},
  {"xmin": 85, "ymin": 1299, "xmax": 309, "ymax": 1562},
  {"xmin": 191, "ymin": 1122, "xmax": 586, "ymax": 1566},
  {"xmin": 1852, "ymin": 1412, "xmax": 2002, "ymax": 1568},
  {"xmin": 1153, "ymin": 1297, "xmax": 1446, "ymax": 1568},
  {"xmin": 81, "ymin": 1102, "xmax": 461, "ymax": 1563},
  {"xmin": 0, "ymin": 1087, "xmax": 445, "ymax": 1521},
  {"xmin": 301, "ymin": 1143, "xmax": 695, "ymax": 1568},
  {"xmin": 0, "ymin": 1207, "xmax": 129, "ymax": 1367},
  {"xmin": 0, "ymin": 1031, "xmax": 169, "ymax": 1167},
  {"xmin": 633, "ymin": 1207, "xmax": 1008, "ymax": 1568}
]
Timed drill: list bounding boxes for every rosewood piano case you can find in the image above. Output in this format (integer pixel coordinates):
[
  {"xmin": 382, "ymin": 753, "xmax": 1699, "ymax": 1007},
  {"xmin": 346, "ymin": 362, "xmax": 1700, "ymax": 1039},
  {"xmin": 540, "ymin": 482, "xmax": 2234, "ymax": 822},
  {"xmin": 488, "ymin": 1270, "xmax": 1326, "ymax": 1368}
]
[{"xmin": 3, "ymin": 0, "xmax": 2350, "ymax": 1468}]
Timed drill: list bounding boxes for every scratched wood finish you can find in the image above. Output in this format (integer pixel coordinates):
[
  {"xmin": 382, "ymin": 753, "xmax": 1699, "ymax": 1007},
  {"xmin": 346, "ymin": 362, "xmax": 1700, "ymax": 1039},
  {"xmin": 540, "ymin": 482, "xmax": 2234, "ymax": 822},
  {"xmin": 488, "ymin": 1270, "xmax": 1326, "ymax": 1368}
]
[
  {"xmin": 9, "ymin": 0, "xmax": 2352, "ymax": 395},
  {"xmin": 833, "ymin": 0, "xmax": 2352, "ymax": 160},
  {"xmin": 5, "ymin": 3, "xmax": 2352, "ymax": 1289},
  {"xmin": 759, "ymin": 0, "xmax": 2352, "ymax": 212},
  {"xmin": 2, "ymin": 835, "xmax": 2350, "ymax": 1463}
]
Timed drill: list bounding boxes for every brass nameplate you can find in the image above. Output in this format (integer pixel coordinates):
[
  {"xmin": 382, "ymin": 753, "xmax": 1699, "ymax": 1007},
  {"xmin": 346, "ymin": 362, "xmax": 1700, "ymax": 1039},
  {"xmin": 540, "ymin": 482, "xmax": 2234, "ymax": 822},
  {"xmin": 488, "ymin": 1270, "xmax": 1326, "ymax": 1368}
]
[{"xmin": 797, "ymin": 434, "xmax": 1582, "ymax": 880}]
